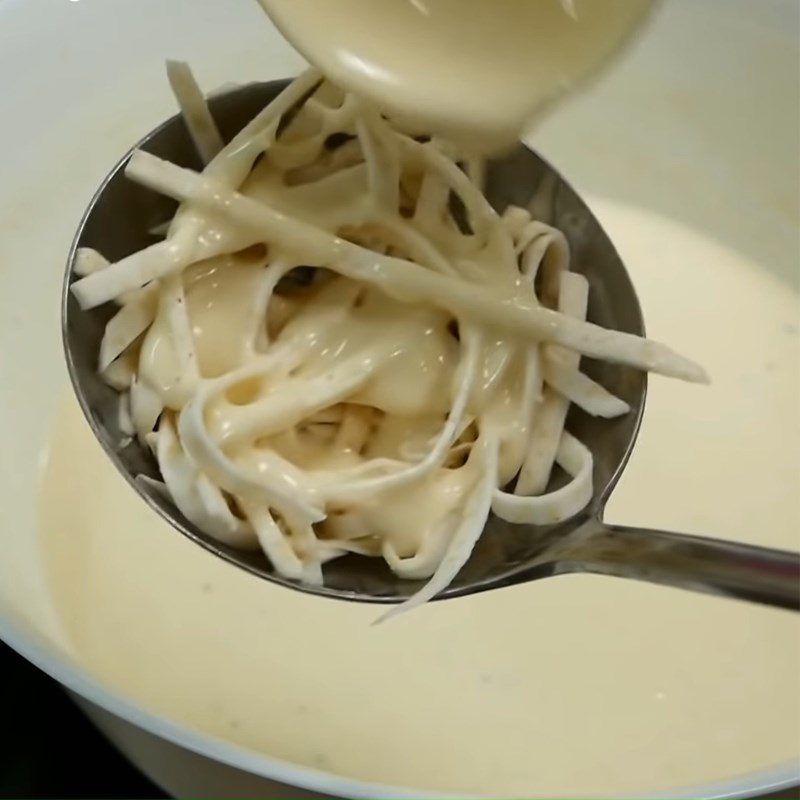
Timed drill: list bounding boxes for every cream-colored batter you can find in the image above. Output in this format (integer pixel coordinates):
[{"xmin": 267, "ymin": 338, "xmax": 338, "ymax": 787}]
[{"xmin": 40, "ymin": 200, "xmax": 799, "ymax": 797}]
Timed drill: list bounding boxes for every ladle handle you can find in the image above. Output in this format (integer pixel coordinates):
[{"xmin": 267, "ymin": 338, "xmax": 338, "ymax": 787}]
[{"xmin": 566, "ymin": 521, "xmax": 800, "ymax": 611}]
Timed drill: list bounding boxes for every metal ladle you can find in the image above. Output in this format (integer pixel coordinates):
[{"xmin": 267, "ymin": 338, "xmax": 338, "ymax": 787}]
[{"xmin": 62, "ymin": 80, "xmax": 800, "ymax": 610}]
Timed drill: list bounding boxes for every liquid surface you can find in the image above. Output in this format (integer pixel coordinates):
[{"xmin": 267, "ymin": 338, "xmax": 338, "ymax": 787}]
[
  {"xmin": 256, "ymin": 0, "xmax": 654, "ymax": 148},
  {"xmin": 41, "ymin": 200, "xmax": 800, "ymax": 797}
]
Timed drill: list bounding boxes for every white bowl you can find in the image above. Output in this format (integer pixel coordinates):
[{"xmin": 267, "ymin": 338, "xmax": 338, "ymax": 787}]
[{"xmin": 1, "ymin": 0, "xmax": 798, "ymax": 797}]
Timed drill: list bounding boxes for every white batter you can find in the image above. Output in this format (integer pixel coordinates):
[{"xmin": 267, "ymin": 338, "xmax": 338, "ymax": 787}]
[{"xmin": 39, "ymin": 199, "xmax": 800, "ymax": 797}]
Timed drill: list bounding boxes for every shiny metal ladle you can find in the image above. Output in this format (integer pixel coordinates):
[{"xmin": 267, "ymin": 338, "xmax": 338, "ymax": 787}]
[{"xmin": 62, "ymin": 80, "xmax": 800, "ymax": 610}]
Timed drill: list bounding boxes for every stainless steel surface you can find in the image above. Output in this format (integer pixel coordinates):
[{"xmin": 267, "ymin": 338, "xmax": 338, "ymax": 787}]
[{"xmin": 62, "ymin": 80, "xmax": 800, "ymax": 610}]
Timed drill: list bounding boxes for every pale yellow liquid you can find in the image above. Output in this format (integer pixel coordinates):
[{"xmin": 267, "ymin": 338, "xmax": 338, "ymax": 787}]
[
  {"xmin": 40, "ymin": 202, "xmax": 800, "ymax": 797},
  {"xmin": 256, "ymin": 0, "xmax": 653, "ymax": 148}
]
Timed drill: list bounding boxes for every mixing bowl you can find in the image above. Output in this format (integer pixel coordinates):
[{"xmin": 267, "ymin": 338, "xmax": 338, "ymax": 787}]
[{"xmin": 1, "ymin": 0, "xmax": 797, "ymax": 796}]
